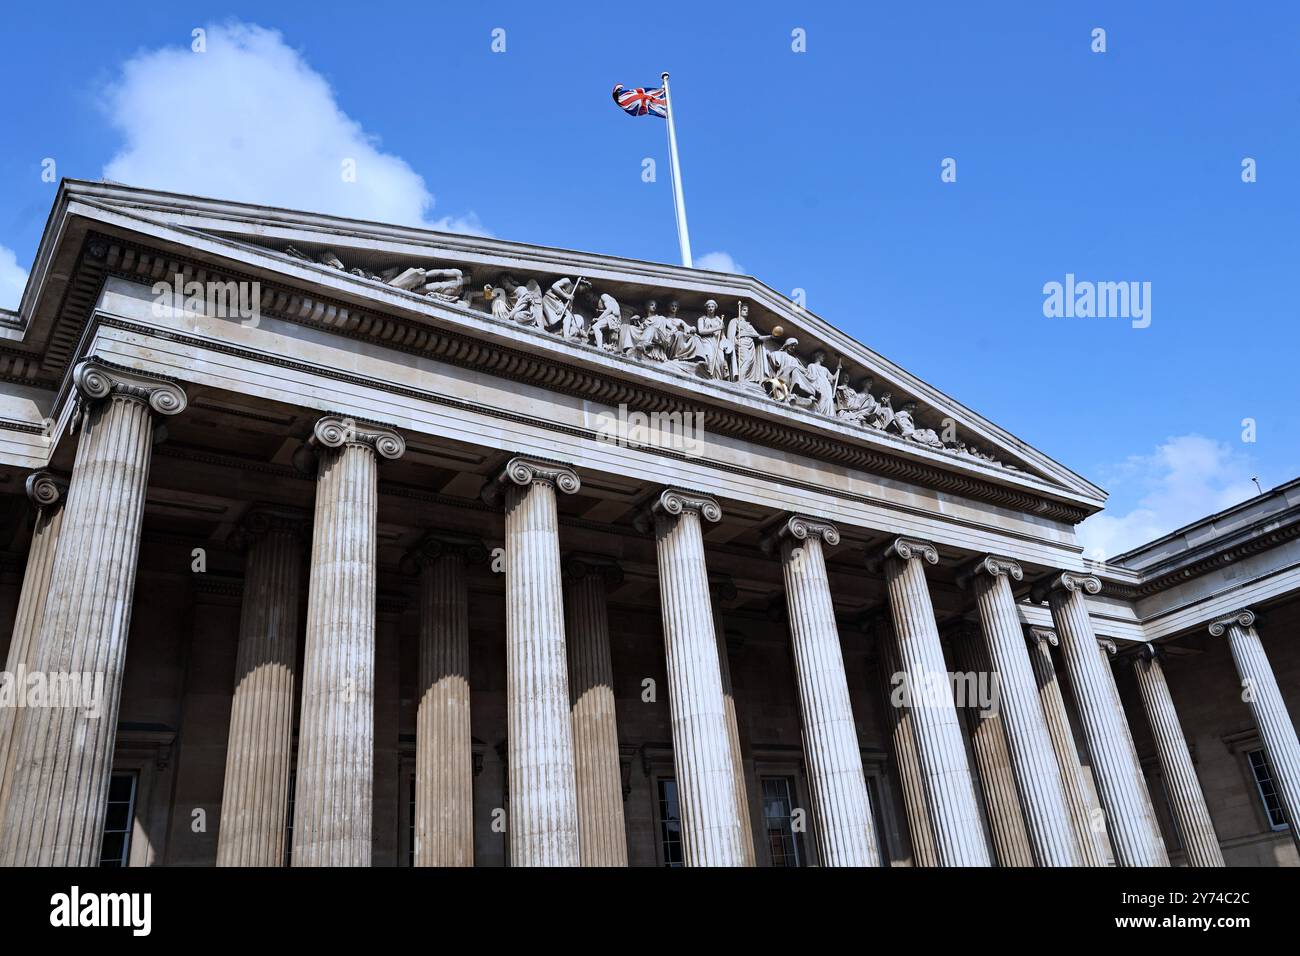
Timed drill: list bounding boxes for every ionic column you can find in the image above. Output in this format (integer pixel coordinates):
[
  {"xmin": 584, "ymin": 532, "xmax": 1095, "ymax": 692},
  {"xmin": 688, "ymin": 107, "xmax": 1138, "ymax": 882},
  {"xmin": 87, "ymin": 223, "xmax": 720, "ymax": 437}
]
[
  {"xmin": 707, "ymin": 574, "xmax": 756, "ymax": 866},
  {"xmin": 407, "ymin": 533, "xmax": 486, "ymax": 867},
  {"xmin": 482, "ymin": 456, "xmax": 582, "ymax": 867},
  {"xmin": 1128, "ymin": 645, "xmax": 1224, "ymax": 866},
  {"xmin": 1026, "ymin": 627, "xmax": 1109, "ymax": 866},
  {"xmin": 292, "ymin": 415, "xmax": 405, "ymax": 867},
  {"xmin": 959, "ymin": 556, "xmax": 1079, "ymax": 866},
  {"xmin": 0, "ymin": 473, "xmax": 68, "ymax": 832},
  {"xmin": 947, "ymin": 624, "xmax": 1034, "ymax": 866},
  {"xmin": 216, "ymin": 508, "xmax": 306, "ymax": 867},
  {"xmin": 1031, "ymin": 573, "xmax": 1167, "ymax": 866},
  {"xmin": 874, "ymin": 620, "xmax": 938, "ymax": 866},
  {"xmin": 562, "ymin": 554, "xmax": 628, "ymax": 867},
  {"xmin": 870, "ymin": 537, "xmax": 990, "ymax": 866},
  {"xmin": 635, "ymin": 488, "xmax": 746, "ymax": 866},
  {"xmin": 1209, "ymin": 610, "xmax": 1300, "ymax": 854},
  {"xmin": 1, "ymin": 359, "xmax": 186, "ymax": 866},
  {"xmin": 765, "ymin": 515, "xmax": 878, "ymax": 866}
]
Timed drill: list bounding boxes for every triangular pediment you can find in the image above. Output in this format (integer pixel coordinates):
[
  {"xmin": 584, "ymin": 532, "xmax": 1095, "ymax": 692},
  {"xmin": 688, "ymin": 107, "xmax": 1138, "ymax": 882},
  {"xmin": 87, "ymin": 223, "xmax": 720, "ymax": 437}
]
[{"xmin": 18, "ymin": 181, "xmax": 1107, "ymax": 516}]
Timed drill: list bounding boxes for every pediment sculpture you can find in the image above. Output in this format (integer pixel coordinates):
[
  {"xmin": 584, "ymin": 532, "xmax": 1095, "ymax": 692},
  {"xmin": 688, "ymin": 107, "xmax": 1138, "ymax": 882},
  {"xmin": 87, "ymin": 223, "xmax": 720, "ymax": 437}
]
[{"xmin": 281, "ymin": 246, "xmax": 1016, "ymax": 471}]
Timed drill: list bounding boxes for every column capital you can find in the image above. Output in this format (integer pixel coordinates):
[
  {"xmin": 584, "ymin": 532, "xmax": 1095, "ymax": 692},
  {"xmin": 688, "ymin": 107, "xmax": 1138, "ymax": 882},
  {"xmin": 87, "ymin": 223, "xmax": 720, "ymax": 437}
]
[
  {"xmin": 402, "ymin": 530, "xmax": 489, "ymax": 574},
  {"xmin": 956, "ymin": 554, "xmax": 1023, "ymax": 590},
  {"xmin": 70, "ymin": 358, "xmax": 187, "ymax": 430},
  {"xmin": 232, "ymin": 505, "xmax": 310, "ymax": 550},
  {"xmin": 760, "ymin": 514, "xmax": 840, "ymax": 557},
  {"xmin": 1029, "ymin": 571, "xmax": 1102, "ymax": 604},
  {"xmin": 866, "ymin": 535, "xmax": 938, "ymax": 573},
  {"xmin": 25, "ymin": 471, "xmax": 67, "ymax": 510},
  {"xmin": 1207, "ymin": 608, "xmax": 1257, "ymax": 636},
  {"xmin": 1122, "ymin": 642, "xmax": 1161, "ymax": 664},
  {"xmin": 1025, "ymin": 626, "xmax": 1058, "ymax": 648},
  {"xmin": 1097, "ymin": 637, "xmax": 1118, "ymax": 657},
  {"xmin": 633, "ymin": 487, "xmax": 722, "ymax": 533},
  {"xmin": 309, "ymin": 414, "xmax": 406, "ymax": 460},
  {"xmin": 481, "ymin": 455, "xmax": 580, "ymax": 506},
  {"xmin": 562, "ymin": 552, "xmax": 624, "ymax": 588}
]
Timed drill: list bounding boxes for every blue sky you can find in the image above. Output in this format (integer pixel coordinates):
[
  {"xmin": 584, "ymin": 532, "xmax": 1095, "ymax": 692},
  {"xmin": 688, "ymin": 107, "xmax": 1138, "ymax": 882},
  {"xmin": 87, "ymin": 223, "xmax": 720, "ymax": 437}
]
[{"xmin": 1, "ymin": 1, "xmax": 1296, "ymax": 557}]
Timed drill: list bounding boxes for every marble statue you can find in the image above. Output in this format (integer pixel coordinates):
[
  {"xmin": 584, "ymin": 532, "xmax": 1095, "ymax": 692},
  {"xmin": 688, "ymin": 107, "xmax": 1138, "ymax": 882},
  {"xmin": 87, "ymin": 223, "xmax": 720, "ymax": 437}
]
[
  {"xmin": 590, "ymin": 293, "xmax": 622, "ymax": 350},
  {"xmin": 892, "ymin": 401, "xmax": 945, "ymax": 449}
]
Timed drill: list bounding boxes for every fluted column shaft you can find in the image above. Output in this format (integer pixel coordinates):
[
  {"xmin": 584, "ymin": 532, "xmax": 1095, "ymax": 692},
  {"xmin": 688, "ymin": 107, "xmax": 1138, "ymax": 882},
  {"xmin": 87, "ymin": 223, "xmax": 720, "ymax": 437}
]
[
  {"xmin": 1034, "ymin": 574, "xmax": 1167, "ymax": 866},
  {"xmin": 964, "ymin": 558, "xmax": 1078, "ymax": 866},
  {"xmin": 217, "ymin": 513, "xmax": 304, "ymax": 866},
  {"xmin": 292, "ymin": 416, "xmax": 404, "ymax": 867},
  {"xmin": 708, "ymin": 576, "xmax": 756, "ymax": 865},
  {"xmin": 641, "ymin": 489, "xmax": 746, "ymax": 866},
  {"xmin": 563, "ymin": 557, "xmax": 628, "ymax": 866},
  {"xmin": 2, "ymin": 360, "xmax": 186, "ymax": 866},
  {"xmin": 949, "ymin": 625, "xmax": 1033, "ymax": 866},
  {"xmin": 0, "ymin": 474, "xmax": 67, "ymax": 836},
  {"xmin": 485, "ymin": 457, "xmax": 581, "ymax": 866},
  {"xmin": 1130, "ymin": 647, "xmax": 1224, "ymax": 866},
  {"xmin": 1027, "ymin": 628, "xmax": 1109, "ymax": 866},
  {"xmin": 1211, "ymin": 611, "xmax": 1300, "ymax": 853},
  {"xmin": 874, "ymin": 538, "xmax": 990, "ymax": 866},
  {"xmin": 876, "ymin": 626, "xmax": 937, "ymax": 866},
  {"xmin": 413, "ymin": 539, "xmax": 479, "ymax": 867},
  {"xmin": 770, "ymin": 517, "xmax": 878, "ymax": 866}
]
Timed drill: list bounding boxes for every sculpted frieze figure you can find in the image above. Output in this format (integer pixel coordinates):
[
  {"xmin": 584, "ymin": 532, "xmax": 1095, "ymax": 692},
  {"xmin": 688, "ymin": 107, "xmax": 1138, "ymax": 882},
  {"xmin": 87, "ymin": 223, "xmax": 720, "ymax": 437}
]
[
  {"xmin": 892, "ymin": 401, "xmax": 946, "ymax": 449},
  {"xmin": 590, "ymin": 293, "xmax": 622, "ymax": 350},
  {"xmin": 727, "ymin": 301, "xmax": 776, "ymax": 388},
  {"xmin": 835, "ymin": 375, "xmax": 879, "ymax": 425}
]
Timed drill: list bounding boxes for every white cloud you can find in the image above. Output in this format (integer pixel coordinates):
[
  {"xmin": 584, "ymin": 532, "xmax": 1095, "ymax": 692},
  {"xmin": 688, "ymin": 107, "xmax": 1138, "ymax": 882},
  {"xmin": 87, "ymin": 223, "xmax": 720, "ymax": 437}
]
[
  {"xmin": 694, "ymin": 251, "xmax": 744, "ymax": 274},
  {"xmin": 1077, "ymin": 434, "xmax": 1260, "ymax": 562},
  {"xmin": 0, "ymin": 245, "xmax": 28, "ymax": 310},
  {"xmin": 101, "ymin": 22, "xmax": 483, "ymax": 233}
]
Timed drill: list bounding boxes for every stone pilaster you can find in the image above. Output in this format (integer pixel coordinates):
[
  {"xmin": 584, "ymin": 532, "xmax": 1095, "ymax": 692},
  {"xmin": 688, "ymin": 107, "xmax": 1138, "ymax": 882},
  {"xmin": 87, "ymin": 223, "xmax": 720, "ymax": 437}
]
[
  {"xmin": 765, "ymin": 515, "xmax": 879, "ymax": 866},
  {"xmin": 1031, "ymin": 573, "xmax": 1167, "ymax": 866},
  {"xmin": 407, "ymin": 533, "xmax": 486, "ymax": 867},
  {"xmin": 1, "ymin": 359, "xmax": 186, "ymax": 866},
  {"xmin": 562, "ymin": 554, "xmax": 628, "ymax": 867},
  {"xmin": 482, "ymin": 456, "xmax": 582, "ymax": 866},
  {"xmin": 1127, "ymin": 644, "xmax": 1224, "ymax": 866},
  {"xmin": 959, "ymin": 556, "xmax": 1079, "ymax": 866},
  {"xmin": 1209, "ymin": 610, "xmax": 1300, "ymax": 854},
  {"xmin": 947, "ymin": 624, "xmax": 1033, "ymax": 866},
  {"xmin": 292, "ymin": 414, "xmax": 405, "ymax": 867},
  {"xmin": 0, "ymin": 473, "xmax": 68, "ymax": 834},
  {"xmin": 216, "ymin": 508, "xmax": 306, "ymax": 867},
  {"xmin": 1026, "ymin": 627, "xmax": 1109, "ymax": 866},
  {"xmin": 874, "ymin": 619, "xmax": 937, "ymax": 866},
  {"xmin": 707, "ymin": 574, "xmax": 756, "ymax": 866},
  {"xmin": 636, "ymin": 488, "xmax": 747, "ymax": 866},
  {"xmin": 870, "ymin": 537, "xmax": 990, "ymax": 866}
]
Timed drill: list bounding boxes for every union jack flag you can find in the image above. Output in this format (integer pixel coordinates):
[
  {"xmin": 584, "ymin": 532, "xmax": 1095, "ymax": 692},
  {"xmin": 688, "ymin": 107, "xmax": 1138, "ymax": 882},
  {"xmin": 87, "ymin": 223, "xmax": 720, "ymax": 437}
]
[{"xmin": 612, "ymin": 84, "xmax": 667, "ymax": 118}]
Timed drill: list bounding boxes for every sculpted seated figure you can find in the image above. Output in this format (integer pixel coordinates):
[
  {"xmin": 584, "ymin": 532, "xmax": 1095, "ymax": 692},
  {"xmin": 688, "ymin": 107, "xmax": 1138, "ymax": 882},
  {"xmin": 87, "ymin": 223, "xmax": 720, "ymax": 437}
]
[
  {"xmin": 891, "ymin": 401, "xmax": 946, "ymax": 448},
  {"xmin": 763, "ymin": 337, "xmax": 818, "ymax": 404},
  {"xmin": 589, "ymin": 293, "xmax": 621, "ymax": 350},
  {"xmin": 835, "ymin": 375, "xmax": 879, "ymax": 426}
]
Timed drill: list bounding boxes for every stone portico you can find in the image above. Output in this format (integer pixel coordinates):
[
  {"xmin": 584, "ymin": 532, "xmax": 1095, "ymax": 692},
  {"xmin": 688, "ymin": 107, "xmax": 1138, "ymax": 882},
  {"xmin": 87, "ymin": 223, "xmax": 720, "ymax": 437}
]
[{"xmin": 0, "ymin": 181, "xmax": 1295, "ymax": 866}]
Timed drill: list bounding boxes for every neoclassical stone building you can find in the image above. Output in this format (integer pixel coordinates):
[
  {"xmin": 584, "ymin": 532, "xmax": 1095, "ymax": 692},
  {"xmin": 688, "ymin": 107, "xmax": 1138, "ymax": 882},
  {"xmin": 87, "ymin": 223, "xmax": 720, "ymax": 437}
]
[{"xmin": 0, "ymin": 180, "xmax": 1295, "ymax": 867}]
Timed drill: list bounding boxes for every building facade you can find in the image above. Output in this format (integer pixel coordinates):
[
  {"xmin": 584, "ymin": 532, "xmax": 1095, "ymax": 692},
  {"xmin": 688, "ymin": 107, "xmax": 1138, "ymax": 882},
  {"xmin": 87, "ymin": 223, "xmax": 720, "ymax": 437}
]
[{"xmin": 0, "ymin": 181, "xmax": 1295, "ymax": 866}]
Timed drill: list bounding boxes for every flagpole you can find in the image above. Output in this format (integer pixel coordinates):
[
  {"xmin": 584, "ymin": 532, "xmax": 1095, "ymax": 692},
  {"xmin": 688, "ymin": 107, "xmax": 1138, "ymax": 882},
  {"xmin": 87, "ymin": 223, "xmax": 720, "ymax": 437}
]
[{"xmin": 660, "ymin": 71, "xmax": 693, "ymax": 267}]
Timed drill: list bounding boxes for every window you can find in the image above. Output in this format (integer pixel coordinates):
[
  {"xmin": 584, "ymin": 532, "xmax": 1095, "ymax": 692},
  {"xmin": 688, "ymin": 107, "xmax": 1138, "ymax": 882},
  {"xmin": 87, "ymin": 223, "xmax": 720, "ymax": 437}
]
[
  {"xmin": 656, "ymin": 778, "xmax": 684, "ymax": 867},
  {"xmin": 1247, "ymin": 748, "xmax": 1289, "ymax": 830},
  {"xmin": 761, "ymin": 776, "xmax": 803, "ymax": 867},
  {"xmin": 99, "ymin": 771, "xmax": 137, "ymax": 867}
]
